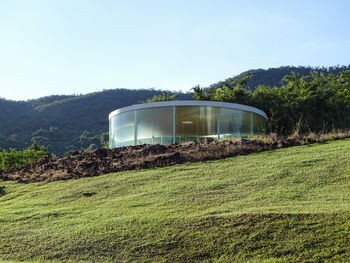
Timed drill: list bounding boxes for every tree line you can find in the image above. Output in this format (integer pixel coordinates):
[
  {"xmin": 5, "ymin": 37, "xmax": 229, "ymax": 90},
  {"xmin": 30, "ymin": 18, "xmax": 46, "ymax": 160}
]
[
  {"xmin": 0, "ymin": 65, "xmax": 349, "ymax": 155},
  {"xmin": 192, "ymin": 70, "xmax": 350, "ymax": 134},
  {"xmin": 0, "ymin": 89, "xmax": 192, "ymax": 155}
]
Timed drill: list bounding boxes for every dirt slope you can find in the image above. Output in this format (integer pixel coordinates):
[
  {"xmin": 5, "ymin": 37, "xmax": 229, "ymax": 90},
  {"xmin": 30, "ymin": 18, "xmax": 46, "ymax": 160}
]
[{"xmin": 1, "ymin": 132, "xmax": 349, "ymax": 183}]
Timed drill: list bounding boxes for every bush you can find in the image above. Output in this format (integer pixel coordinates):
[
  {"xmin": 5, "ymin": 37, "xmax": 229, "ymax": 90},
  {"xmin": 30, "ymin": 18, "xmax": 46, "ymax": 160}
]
[
  {"xmin": 0, "ymin": 186, "xmax": 5, "ymax": 196},
  {"xmin": 0, "ymin": 143, "xmax": 50, "ymax": 170}
]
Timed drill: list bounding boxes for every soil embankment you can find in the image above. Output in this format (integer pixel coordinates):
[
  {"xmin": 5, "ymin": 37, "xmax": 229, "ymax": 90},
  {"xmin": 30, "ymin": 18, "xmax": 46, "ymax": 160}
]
[{"xmin": 1, "ymin": 132, "xmax": 349, "ymax": 183}]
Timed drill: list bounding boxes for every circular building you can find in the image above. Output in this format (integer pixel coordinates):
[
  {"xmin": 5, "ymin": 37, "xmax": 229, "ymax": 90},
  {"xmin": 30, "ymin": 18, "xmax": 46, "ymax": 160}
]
[{"xmin": 109, "ymin": 101, "xmax": 267, "ymax": 148}]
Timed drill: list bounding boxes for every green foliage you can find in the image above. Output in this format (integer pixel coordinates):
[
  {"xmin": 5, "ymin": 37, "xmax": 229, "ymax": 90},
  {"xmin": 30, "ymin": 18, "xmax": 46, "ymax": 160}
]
[
  {"xmin": 0, "ymin": 186, "xmax": 5, "ymax": 196},
  {"xmin": 0, "ymin": 66, "xmax": 349, "ymax": 154},
  {"xmin": 0, "ymin": 89, "xmax": 192, "ymax": 155},
  {"xmin": 192, "ymin": 85, "xmax": 212, "ymax": 100},
  {"xmin": 142, "ymin": 91, "xmax": 178, "ymax": 103},
  {"xmin": 0, "ymin": 139, "xmax": 349, "ymax": 262},
  {"xmin": 330, "ymin": 133, "xmax": 337, "ymax": 140},
  {"xmin": 208, "ymin": 65, "xmax": 350, "ymax": 91},
  {"xmin": 194, "ymin": 70, "xmax": 350, "ymax": 134},
  {"xmin": 85, "ymin": 143, "xmax": 98, "ymax": 152},
  {"xmin": 0, "ymin": 143, "xmax": 50, "ymax": 170},
  {"xmin": 100, "ymin": 132, "xmax": 109, "ymax": 149}
]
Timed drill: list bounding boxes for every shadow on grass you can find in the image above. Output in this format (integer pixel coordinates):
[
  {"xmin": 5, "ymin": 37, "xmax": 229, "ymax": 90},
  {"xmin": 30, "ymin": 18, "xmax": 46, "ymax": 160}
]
[{"xmin": 0, "ymin": 186, "xmax": 5, "ymax": 197}]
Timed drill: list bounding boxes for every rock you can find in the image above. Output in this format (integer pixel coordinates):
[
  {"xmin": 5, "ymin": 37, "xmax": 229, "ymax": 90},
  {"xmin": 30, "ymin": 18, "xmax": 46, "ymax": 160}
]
[{"xmin": 93, "ymin": 148, "xmax": 109, "ymax": 157}]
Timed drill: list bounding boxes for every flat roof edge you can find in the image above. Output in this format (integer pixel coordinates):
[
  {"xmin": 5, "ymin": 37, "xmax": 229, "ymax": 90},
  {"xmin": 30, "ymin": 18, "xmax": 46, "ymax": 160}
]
[{"xmin": 109, "ymin": 101, "xmax": 267, "ymax": 119}]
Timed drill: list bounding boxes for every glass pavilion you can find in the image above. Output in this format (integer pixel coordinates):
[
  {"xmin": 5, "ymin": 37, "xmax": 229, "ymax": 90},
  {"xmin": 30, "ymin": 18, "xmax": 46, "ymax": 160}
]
[{"xmin": 109, "ymin": 101, "xmax": 267, "ymax": 148}]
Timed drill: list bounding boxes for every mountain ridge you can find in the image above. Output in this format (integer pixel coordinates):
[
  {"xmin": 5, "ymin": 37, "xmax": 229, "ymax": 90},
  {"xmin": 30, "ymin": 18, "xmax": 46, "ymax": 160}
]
[{"xmin": 1, "ymin": 65, "xmax": 349, "ymax": 155}]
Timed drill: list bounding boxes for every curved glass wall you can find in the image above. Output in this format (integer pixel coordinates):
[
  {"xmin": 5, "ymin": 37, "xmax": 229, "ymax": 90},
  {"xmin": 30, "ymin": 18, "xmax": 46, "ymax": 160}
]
[
  {"xmin": 109, "ymin": 103, "xmax": 266, "ymax": 148},
  {"xmin": 175, "ymin": 106, "xmax": 218, "ymax": 143}
]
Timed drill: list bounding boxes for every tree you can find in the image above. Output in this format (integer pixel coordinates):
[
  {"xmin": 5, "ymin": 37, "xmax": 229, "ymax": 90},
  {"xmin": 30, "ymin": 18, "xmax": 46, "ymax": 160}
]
[
  {"xmin": 100, "ymin": 132, "xmax": 109, "ymax": 148},
  {"xmin": 0, "ymin": 144, "xmax": 50, "ymax": 170},
  {"xmin": 142, "ymin": 92, "xmax": 178, "ymax": 103},
  {"xmin": 192, "ymin": 70, "xmax": 350, "ymax": 135}
]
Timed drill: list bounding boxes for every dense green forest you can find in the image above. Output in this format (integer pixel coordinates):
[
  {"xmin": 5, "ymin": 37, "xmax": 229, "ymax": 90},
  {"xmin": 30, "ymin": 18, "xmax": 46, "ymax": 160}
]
[
  {"xmin": 0, "ymin": 65, "xmax": 349, "ymax": 155},
  {"xmin": 0, "ymin": 89, "xmax": 192, "ymax": 155},
  {"xmin": 194, "ymin": 70, "xmax": 350, "ymax": 135},
  {"xmin": 207, "ymin": 65, "xmax": 350, "ymax": 91}
]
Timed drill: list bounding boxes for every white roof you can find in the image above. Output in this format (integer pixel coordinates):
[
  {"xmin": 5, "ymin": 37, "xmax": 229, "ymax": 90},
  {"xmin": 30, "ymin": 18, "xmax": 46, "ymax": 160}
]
[{"xmin": 109, "ymin": 100, "xmax": 267, "ymax": 119}]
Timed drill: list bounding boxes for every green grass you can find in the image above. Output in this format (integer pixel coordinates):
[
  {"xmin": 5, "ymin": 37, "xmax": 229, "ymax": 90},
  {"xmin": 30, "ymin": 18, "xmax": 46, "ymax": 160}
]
[{"xmin": 1, "ymin": 139, "xmax": 350, "ymax": 262}]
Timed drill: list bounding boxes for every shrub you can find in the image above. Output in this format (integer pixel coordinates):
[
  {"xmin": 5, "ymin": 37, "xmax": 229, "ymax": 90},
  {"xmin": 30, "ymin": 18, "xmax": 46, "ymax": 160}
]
[
  {"xmin": 0, "ymin": 186, "xmax": 5, "ymax": 196},
  {"xmin": 0, "ymin": 143, "xmax": 50, "ymax": 170}
]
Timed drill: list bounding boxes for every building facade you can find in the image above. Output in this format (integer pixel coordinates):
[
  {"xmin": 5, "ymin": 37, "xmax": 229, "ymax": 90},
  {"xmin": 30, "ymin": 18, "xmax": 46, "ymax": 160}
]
[{"xmin": 109, "ymin": 101, "xmax": 267, "ymax": 148}]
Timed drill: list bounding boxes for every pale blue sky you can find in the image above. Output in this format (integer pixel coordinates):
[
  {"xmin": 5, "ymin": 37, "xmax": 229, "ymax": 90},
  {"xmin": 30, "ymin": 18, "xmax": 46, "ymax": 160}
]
[{"xmin": 0, "ymin": 0, "xmax": 349, "ymax": 100}]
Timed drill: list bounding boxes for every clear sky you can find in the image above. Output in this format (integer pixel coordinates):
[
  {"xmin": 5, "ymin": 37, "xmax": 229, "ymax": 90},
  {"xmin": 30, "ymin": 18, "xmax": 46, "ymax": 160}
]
[{"xmin": 0, "ymin": 0, "xmax": 349, "ymax": 101}]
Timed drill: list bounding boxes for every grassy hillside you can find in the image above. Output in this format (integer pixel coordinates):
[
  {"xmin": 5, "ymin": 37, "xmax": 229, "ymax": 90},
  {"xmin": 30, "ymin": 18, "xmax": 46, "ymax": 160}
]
[{"xmin": 1, "ymin": 139, "xmax": 350, "ymax": 262}]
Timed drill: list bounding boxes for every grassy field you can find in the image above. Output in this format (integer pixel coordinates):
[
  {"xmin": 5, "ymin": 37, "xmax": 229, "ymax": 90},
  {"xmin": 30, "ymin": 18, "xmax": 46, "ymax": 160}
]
[{"xmin": 1, "ymin": 139, "xmax": 350, "ymax": 262}]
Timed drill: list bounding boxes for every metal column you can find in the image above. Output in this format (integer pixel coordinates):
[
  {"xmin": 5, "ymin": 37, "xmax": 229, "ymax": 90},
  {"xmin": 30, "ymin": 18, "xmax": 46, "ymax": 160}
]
[
  {"xmin": 172, "ymin": 106, "xmax": 176, "ymax": 144},
  {"xmin": 134, "ymin": 110, "xmax": 137, "ymax": 146},
  {"xmin": 217, "ymin": 108, "xmax": 221, "ymax": 139}
]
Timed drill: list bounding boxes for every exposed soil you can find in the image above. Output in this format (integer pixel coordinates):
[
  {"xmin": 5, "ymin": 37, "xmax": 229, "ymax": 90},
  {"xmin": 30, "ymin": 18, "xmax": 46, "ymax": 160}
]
[{"xmin": 1, "ymin": 132, "xmax": 350, "ymax": 183}]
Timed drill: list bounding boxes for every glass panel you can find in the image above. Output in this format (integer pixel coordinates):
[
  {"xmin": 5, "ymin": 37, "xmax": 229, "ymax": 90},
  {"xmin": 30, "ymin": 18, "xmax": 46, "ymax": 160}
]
[
  {"xmin": 109, "ymin": 117, "xmax": 116, "ymax": 148},
  {"xmin": 219, "ymin": 108, "xmax": 234, "ymax": 138},
  {"xmin": 253, "ymin": 113, "xmax": 266, "ymax": 134},
  {"xmin": 219, "ymin": 108, "xmax": 266, "ymax": 138},
  {"xmin": 136, "ymin": 107, "xmax": 173, "ymax": 145},
  {"xmin": 175, "ymin": 106, "xmax": 217, "ymax": 143},
  {"xmin": 152, "ymin": 107, "xmax": 173, "ymax": 144},
  {"xmin": 219, "ymin": 108, "xmax": 244, "ymax": 138},
  {"xmin": 114, "ymin": 111, "xmax": 135, "ymax": 147},
  {"xmin": 136, "ymin": 108, "xmax": 153, "ymax": 145},
  {"xmin": 240, "ymin": 111, "xmax": 253, "ymax": 137}
]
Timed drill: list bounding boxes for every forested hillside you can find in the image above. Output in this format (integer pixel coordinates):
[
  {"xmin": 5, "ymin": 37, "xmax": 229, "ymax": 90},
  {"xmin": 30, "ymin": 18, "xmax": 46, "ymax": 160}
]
[
  {"xmin": 0, "ymin": 89, "xmax": 192, "ymax": 155},
  {"xmin": 0, "ymin": 65, "xmax": 349, "ymax": 155},
  {"xmin": 207, "ymin": 65, "xmax": 350, "ymax": 91}
]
